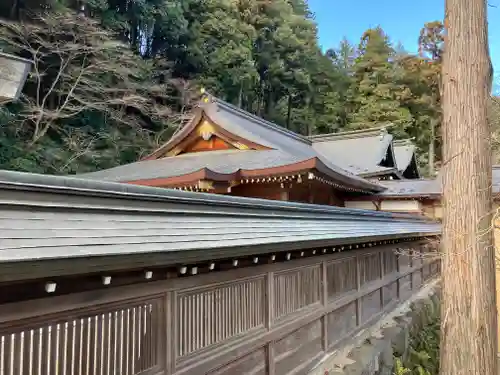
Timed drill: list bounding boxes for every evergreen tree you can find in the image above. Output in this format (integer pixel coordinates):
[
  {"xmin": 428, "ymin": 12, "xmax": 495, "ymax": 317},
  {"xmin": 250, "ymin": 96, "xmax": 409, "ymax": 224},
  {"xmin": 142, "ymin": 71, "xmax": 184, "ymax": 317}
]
[{"xmin": 348, "ymin": 27, "xmax": 413, "ymax": 136}]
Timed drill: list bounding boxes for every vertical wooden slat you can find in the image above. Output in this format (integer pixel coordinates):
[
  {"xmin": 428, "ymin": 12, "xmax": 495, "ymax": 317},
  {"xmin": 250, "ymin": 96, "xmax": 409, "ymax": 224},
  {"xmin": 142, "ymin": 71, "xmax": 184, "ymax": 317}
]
[
  {"xmin": 75, "ymin": 320, "xmax": 83, "ymax": 375},
  {"xmin": 3, "ymin": 333, "xmax": 12, "ymax": 375},
  {"xmin": 123, "ymin": 309, "xmax": 131, "ymax": 375},
  {"xmin": 49, "ymin": 323, "xmax": 58, "ymax": 375},
  {"xmin": 102, "ymin": 314, "xmax": 110, "ymax": 375},
  {"xmin": 321, "ymin": 261, "xmax": 328, "ymax": 351},
  {"xmin": 41, "ymin": 326, "xmax": 50, "ymax": 375},
  {"xmin": 96, "ymin": 314, "xmax": 103, "ymax": 375},
  {"xmin": 13, "ymin": 333, "xmax": 22, "ymax": 375},
  {"xmin": 116, "ymin": 311, "xmax": 123, "ymax": 375},
  {"xmin": 66, "ymin": 321, "xmax": 75, "ymax": 375},
  {"xmin": 82, "ymin": 318, "xmax": 90, "ymax": 375},
  {"xmin": 132, "ymin": 308, "xmax": 139, "ymax": 374},
  {"xmin": 149, "ymin": 303, "xmax": 157, "ymax": 367},
  {"xmin": 23, "ymin": 330, "xmax": 33, "ymax": 375},
  {"xmin": 90, "ymin": 316, "xmax": 97, "ymax": 375},
  {"xmin": 126, "ymin": 309, "xmax": 134, "ymax": 375},
  {"xmin": 380, "ymin": 252, "xmax": 385, "ymax": 307},
  {"xmin": 165, "ymin": 295, "xmax": 173, "ymax": 375},
  {"xmin": 356, "ymin": 256, "xmax": 362, "ymax": 326},
  {"xmin": 110, "ymin": 312, "xmax": 118, "ymax": 375},
  {"xmin": 266, "ymin": 271, "xmax": 275, "ymax": 375},
  {"xmin": 58, "ymin": 323, "xmax": 67, "ymax": 375},
  {"xmin": 33, "ymin": 328, "xmax": 41, "ymax": 375}
]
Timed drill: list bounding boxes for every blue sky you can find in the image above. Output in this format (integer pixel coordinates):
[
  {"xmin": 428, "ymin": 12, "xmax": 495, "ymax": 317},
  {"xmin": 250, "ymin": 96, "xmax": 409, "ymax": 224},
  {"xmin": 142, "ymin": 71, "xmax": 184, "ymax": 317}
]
[{"xmin": 308, "ymin": 0, "xmax": 500, "ymax": 86}]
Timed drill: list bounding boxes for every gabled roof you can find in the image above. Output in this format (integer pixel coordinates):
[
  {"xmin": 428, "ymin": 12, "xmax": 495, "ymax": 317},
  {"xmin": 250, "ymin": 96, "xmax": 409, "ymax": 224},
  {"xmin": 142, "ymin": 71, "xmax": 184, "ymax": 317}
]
[
  {"xmin": 308, "ymin": 127, "xmax": 398, "ymax": 177},
  {"xmin": 79, "ymin": 96, "xmax": 385, "ymax": 193},
  {"xmin": 145, "ymin": 96, "xmax": 314, "ymax": 159},
  {"xmin": 393, "ymin": 139, "xmax": 420, "ymax": 178}
]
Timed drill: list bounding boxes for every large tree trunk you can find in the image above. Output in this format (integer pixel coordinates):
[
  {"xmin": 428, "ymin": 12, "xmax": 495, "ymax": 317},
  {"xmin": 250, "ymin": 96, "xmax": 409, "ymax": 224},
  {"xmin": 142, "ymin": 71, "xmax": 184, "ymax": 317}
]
[{"xmin": 440, "ymin": 0, "xmax": 497, "ymax": 374}]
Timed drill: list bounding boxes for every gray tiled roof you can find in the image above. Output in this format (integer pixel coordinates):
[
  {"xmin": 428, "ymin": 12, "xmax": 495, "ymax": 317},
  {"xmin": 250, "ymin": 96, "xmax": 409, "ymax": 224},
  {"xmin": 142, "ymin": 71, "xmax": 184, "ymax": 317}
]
[
  {"xmin": 377, "ymin": 166, "xmax": 500, "ymax": 197},
  {"xmin": 0, "ymin": 170, "xmax": 440, "ymax": 280},
  {"xmin": 78, "ymin": 149, "xmax": 301, "ymax": 182},
  {"xmin": 309, "ymin": 128, "xmax": 396, "ymax": 176},
  {"xmin": 377, "ymin": 178, "xmax": 441, "ymax": 197},
  {"xmin": 78, "ymin": 97, "xmax": 384, "ymax": 192}
]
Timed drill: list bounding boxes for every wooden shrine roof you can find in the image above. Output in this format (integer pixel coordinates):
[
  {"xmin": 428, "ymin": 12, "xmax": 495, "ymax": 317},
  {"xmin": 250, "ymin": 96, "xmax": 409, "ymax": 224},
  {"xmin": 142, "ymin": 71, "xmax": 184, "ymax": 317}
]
[
  {"xmin": 308, "ymin": 127, "xmax": 400, "ymax": 178},
  {"xmin": 78, "ymin": 96, "xmax": 385, "ymax": 193}
]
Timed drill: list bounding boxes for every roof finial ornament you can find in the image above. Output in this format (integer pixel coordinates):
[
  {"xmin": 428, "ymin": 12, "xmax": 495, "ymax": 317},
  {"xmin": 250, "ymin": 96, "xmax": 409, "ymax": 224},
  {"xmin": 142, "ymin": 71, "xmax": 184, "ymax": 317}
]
[
  {"xmin": 200, "ymin": 87, "xmax": 212, "ymax": 104},
  {"xmin": 379, "ymin": 126, "xmax": 388, "ymax": 140}
]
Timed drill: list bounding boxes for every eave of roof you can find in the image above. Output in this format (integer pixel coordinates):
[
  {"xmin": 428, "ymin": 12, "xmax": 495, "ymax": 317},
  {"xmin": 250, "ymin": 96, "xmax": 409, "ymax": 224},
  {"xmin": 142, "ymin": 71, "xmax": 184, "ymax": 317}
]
[{"xmin": 0, "ymin": 169, "xmax": 440, "ymax": 281}]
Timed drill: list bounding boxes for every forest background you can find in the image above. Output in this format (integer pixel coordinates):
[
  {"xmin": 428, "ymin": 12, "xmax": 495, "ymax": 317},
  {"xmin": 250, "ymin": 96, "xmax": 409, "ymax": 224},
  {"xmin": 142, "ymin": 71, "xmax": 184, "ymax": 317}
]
[{"xmin": 0, "ymin": 0, "xmax": 493, "ymax": 177}]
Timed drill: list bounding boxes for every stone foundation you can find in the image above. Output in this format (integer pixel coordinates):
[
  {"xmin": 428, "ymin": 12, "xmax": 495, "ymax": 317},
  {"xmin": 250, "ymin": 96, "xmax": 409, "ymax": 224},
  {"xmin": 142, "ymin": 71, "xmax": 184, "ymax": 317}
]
[{"xmin": 308, "ymin": 279, "xmax": 441, "ymax": 375}]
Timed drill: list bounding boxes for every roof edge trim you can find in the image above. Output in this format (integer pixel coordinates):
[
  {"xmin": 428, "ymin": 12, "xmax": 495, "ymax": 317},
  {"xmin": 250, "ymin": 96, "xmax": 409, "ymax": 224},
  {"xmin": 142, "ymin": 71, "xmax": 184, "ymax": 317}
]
[{"xmin": 0, "ymin": 169, "xmax": 431, "ymax": 222}]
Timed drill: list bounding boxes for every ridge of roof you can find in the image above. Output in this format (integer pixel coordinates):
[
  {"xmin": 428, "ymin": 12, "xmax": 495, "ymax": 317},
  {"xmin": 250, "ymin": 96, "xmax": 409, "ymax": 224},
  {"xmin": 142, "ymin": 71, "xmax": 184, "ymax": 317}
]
[
  {"xmin": 393, "ymin": 138, "xmax": 415, "ymax": 147},
  {"xmin": 308, "ymin": 126, "xmax": 390, "ymax": 142},
  {"xmin": 208, "ymin": 96, "xmax": 313, "ymax": 146}
]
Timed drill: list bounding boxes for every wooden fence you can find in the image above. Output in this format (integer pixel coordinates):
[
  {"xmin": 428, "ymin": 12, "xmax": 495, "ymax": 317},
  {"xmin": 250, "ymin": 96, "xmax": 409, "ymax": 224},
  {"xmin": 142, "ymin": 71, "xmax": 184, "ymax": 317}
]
[{"xmin": 0, "ymin": 241, "xmax": 440, "ymax": 375}]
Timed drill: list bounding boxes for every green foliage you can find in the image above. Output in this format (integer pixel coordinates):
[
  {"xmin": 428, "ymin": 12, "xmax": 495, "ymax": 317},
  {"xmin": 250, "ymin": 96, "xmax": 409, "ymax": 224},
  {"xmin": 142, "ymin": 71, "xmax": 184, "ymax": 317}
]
[
  {"xmin": 394, "ymin": 302, "xmax": 440, "ymax": 375},
  {"xmin": 0, "ymin": 0, "xmax": 446, "ymax": 175}
]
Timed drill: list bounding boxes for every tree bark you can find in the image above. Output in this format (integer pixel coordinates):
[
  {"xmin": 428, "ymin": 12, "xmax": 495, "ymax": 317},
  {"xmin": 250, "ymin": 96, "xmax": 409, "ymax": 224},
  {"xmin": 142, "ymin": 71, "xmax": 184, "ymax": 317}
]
[{"xmin": 440, "ymin": 0, "xmax": 497, "ymax": 374}]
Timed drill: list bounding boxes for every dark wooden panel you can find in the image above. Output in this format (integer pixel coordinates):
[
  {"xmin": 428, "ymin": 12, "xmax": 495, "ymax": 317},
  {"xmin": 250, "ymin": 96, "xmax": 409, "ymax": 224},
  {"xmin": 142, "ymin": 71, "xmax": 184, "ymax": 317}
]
[
  {"xmin": 327, "ymin": 257, "xmax": 357, "ymax": 300},
  {"xmin": 360, "ymin": 253, "xmax": 382, "ymax": 286},
  {"xmin": 413, "ymin": 270, "xmax": 422, "ymax": 289},
  {"xmin": 207, "ymin": 347, "xmax": 267, "ymax": 375},
  {"xmin": 361, "ymin": 289, "xmax": 382, "ymax": 323},
  {"xmin": 383, "ymin": 251, "xmax": 398, "ymax": 275},
  {"xmin": 400, "ymin": 274, "xmax": 412, "ymax": 300},
  {"xmin": 383, "ymin": 281, "xmax": 398, "ymax": 306},
  {"xmin": 274, "ymin": 319, "xmax": 323, "ymax": 375},
  {"xmin": 327, "ymin": 301, "xmax": 357, "ymax": 347}
]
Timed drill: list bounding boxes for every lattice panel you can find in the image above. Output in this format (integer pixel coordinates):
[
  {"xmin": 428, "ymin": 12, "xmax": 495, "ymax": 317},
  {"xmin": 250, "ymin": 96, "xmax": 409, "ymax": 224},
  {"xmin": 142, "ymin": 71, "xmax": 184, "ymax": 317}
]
[
  {"xmin": 360, "ymin": 253, "xmax": 381, "ymax": 286},
  {"xmin": 326, "ymin": 257, "xmax": 357, "ymax": 300},
  {"xmin": 383, "ymin": 251, "xmax": 398, "ymax": 275},
  {"xmin": 399, "ymin": 253, "xmax": 412, "ymax": 271},
  {"xmin": 274, "ymin": 266, "xmax": 321, "ymax": 320},
  {"xmin": 0, "ymin": 301, "xmax": 161, "ymax": 375},
  {"xmin": 177, "ymin": 278, "xmax": 265, "ymax": 357}
]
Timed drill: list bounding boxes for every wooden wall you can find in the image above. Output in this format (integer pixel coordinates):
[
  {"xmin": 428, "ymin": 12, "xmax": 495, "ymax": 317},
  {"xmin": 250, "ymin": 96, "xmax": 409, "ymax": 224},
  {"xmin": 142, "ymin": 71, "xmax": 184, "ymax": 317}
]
[
  {"xmin": 0, "ymin": 243, "xmax": 439, "ymax": 375},
  {"xmin": 230, "ymin": 183, "xmax": 344, "ymax": 206}
]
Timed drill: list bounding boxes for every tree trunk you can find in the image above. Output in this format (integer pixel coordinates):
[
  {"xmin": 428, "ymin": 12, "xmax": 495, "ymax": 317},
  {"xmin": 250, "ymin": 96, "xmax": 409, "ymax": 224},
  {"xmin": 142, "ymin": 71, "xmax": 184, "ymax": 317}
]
[
  {"xmin": 429, "ymin": 118, "xmax": 436, "ymax": 176},
  {"xmin": 237, "ymin": 83, "xmax": 243, "ymax": 108},
  {"xmin": 440, "ymin": 0, "xmax": 497, "ymax": 374},
  {"xmin": 286, "ymin": 94, "xmax": 292, "ymax": 129}
]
